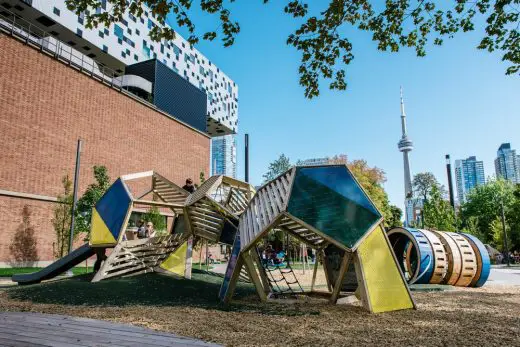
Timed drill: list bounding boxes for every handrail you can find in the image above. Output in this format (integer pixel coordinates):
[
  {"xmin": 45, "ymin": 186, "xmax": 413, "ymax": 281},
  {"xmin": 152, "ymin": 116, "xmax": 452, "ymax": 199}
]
[{"xmin": 0, "ymin": 8, "xmax": 123, "ymax": 90}]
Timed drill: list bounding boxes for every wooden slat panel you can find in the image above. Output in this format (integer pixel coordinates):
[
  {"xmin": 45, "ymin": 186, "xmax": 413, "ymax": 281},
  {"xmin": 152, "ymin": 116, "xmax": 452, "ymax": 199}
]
[{"xmin": 266, "ymin": 183, "xmax": 282, "ymax": 215}]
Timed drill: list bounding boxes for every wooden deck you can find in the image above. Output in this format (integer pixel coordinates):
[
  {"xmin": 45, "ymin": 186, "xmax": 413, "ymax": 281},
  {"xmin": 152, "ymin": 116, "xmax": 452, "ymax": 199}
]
[{"xmin": 0, "ymin": 312, "xmax": 220, "ymax": 347}]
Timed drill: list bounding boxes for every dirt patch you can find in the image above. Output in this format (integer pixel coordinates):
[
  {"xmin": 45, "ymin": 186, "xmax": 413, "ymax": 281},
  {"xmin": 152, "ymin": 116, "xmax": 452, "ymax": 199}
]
[{"xmin": 0, "ymin": 275, "xmax": 518, "ymax": 346}]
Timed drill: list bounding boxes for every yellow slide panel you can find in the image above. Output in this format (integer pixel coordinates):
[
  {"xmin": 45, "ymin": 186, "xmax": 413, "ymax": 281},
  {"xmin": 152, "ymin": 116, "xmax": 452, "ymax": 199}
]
[
  {"xmin": 90, "ymin": 208, "xmax": 117, "ymax": 246},
  {"xmin": 357, "ymin": 225, "xmax": 414, "ymax": 313},
  {"xmin": 159, "ymin": 241, "xmax": 188, "ymax": 276}
]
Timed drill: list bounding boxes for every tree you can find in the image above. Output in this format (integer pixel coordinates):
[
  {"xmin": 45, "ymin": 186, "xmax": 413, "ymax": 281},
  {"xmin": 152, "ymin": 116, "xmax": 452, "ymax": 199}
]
[
  {"xmin": 142, "ymin": 206, "xmax": 167, "ymax": 234},
  {"xmin": 52, "ymin": 175, "xmax": 74, "ymax": 258},
  {"xmin": 347, "ymin": 159, "xmax": 392, "ymax": 224},
  {"xmin": 10, "ymin": 205, "xmax": 38, "ymax": 264},
  {"xmin": 422, "ymin": 184, "xmax": 456, "ymax": 231},
  {"xmin": 507, "ymin": 184, "xmax": 520, "ymax": 251},
  {"xmin": 387, "ymin": 205, "xmax": 403, "ymax": 229},
  {"xmin": 490, "ymin": 216, "xmax": 511, "ymax": 251},
  {"xmin": 412, "ymin": 172, "xmax": 440, "ymax": 202},
  {"xmin": 66, "ymin": 1, "xmax": 519, "ymax": 99},
  {"xmin": 75, "ymin": 166, "xmax": 111, "ymax": 237},
  {"xmin": 263, "ymin": 154, "xmax": 291, "ymax": 183},
  {"xmin": 460, "ymin": 178, "xmax": 515, "ymax": 245}
]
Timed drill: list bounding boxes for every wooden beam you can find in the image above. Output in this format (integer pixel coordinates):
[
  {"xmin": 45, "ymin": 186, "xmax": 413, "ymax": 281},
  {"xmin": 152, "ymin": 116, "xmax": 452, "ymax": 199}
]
[
  {"xmin": 133, "ymin": 200, "xmax": 183, "ymax": 208},
  {"xmin": 330, "ymin": 252, "xmax": 352, "ymax": 304},
  {"xmin": 354, "ymin": 251, "xmax": 373, "ymax": 312},
  {"xmin": 310, "ymin": 255, "xmax": 319, "ymax": 292},
  {"xmin": 250, "ymin": 248, "xmax": 270, "ymax": 294},
  {"xmin": 242, "ymin": 251, "xmax": 267, "ymax": 302},
  {"xmin": 222, "ymin": 254, "xmax": 244, "ymax": 304},
  {"xmin": 321, "ymin": 250, "xmax": 333, "ymax": 292}
]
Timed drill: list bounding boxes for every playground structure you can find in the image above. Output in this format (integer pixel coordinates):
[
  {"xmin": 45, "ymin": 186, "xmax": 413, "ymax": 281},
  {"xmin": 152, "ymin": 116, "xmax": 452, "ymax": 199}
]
[
  {"xmin": 13, "ymin": 164, "xmax": 491, "ymax": 314},
  {"xmin": 387, "ymin": 227, "xmax": 491, "ymax": 287},
  {"xmin": 14, "ymin": 171, "xmax": 255, "ymax": 284},
  {"xmin": 219, "ymin": 165, "xmax": 416, "ymax": 313}
]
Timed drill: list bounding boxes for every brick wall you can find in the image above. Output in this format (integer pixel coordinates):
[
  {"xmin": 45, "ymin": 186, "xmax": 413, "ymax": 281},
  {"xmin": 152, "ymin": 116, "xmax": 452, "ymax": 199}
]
[{"xmin": 0, "ymin": 33, "xmax": 210, "ymax": 263}]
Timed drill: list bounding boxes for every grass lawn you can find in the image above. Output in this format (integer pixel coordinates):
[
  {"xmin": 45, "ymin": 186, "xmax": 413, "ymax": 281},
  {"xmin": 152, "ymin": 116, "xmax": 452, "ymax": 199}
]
[
  {"xmin": 0, "ymin": 271, "xmax": 519, "ymax": 346},
  {"xmin": 0, "ymin": 267, "xmax": 93, "ymax": 277}
]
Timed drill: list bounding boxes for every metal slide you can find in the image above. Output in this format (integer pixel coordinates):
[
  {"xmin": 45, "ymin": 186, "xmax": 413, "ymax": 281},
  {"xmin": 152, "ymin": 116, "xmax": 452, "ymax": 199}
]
[{"xmin": 12, "ymin": 244, "xmax": 95, "ymax": 285}]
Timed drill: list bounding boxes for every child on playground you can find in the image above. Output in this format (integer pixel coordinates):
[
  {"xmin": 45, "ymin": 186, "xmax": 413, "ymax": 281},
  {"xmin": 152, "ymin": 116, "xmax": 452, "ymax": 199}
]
[
  {"xmin": 145, "ymin": 222, "xmax": 155, "ymax": 238},
  {"xmin": 136, "ymin": 219, "xmax": 146, "ymax": 239}
]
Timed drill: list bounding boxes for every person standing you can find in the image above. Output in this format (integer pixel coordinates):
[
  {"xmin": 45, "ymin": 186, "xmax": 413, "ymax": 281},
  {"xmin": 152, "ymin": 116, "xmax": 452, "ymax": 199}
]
[
  {"xmin": 145, "ymin": 222, "xmax": 156, "ymax": 238},
  {"xmin": 182, "ymin": 178, "xmax": 196, "ymax": 193},
  {"xmin": 136, "ymin": 219, "xmax": 147, "ymax": 239}
]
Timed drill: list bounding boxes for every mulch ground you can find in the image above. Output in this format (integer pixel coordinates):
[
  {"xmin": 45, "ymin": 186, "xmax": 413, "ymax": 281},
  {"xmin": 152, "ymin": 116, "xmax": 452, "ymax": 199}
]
[{"xmin": 0, "ymin": 272, "xmax": 518, "ymax": 346}]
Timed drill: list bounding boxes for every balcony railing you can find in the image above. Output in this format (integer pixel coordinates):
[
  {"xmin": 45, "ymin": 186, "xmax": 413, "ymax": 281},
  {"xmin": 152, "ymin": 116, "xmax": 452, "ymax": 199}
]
[{"xmin": 0, "ymin": 8, "xmax": 124, "ymax": 90}]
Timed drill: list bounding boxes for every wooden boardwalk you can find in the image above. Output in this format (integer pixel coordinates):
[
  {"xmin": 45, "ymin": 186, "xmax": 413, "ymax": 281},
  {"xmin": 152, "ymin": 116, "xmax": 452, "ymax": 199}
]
[{"xmin": 0, "ymin": 312, "xmax": 220, "ymax": 347}]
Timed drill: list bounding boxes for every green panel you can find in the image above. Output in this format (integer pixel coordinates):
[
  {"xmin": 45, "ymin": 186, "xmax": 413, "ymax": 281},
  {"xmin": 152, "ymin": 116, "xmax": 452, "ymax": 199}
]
[{"xmin": 287, "ymin": 166, "xmax": 381, "ymax": 249}]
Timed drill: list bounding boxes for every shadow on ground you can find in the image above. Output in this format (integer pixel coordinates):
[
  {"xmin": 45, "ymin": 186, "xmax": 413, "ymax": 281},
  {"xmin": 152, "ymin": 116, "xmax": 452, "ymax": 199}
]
[{"xmin": 5, "ymin": 270, "xmax": 321, "ymax": 316}]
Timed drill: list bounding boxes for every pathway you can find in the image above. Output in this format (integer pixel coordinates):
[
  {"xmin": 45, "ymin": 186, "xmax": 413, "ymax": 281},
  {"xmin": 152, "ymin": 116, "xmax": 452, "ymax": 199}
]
[{"xmin": 0, "ymin": 312, "xmax": 220, "ymax": 347}]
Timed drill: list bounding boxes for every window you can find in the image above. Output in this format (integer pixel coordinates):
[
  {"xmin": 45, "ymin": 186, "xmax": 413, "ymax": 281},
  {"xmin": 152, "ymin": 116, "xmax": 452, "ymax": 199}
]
[
  {"xmin": 121, "ymin": 51, "xmax": 126, "ymax": 58},
  {"xmin": 129, "ymin": 13, "xmax": 136, "ymax": 22},
  {"xmin": 76, "ymin": 28, "xmax": 82, "ymax": 37},
  {"xmin": 101, "ymin": 0, "xmax": 107, "ymax": 10},
  {"xmin": 121, "ymin": 19, "xmax": 128, "ymax": 26},
  {"xmin": 160, "ymin": 44, "xmax": 164, "ymax": 53},
  {"xmin": 136, "ymin": 29, "xmax": 140, "ymax": 35},
  {"xmin": 147, "ymin": 19, "xmax": 153, "ymax": 29},
  {"xmin": 118, "ymin": 38, "xmax": 123, "ymax": 44},
  {"xmin": 140, "ymin": 17, "xmax": 144, "ymax": 24},
  {"xmin": 127, "ymin": 28, "xmax": 132, "ymax": 35},
  {"xmin": 114, "ymin": 24, "xmax": 124, "ymax": 39},
  {"xmin": 53, "ymin": 7, "xmax": 60, "ymax": 16},
  {"xmin": 78, "ymin": 12, "xmax": 84, "ymax": 25},
  {"xmin": 134, "ymin": 54, "xmax": 138, "ymax": 61},
  {"xmin": 96, "ymin": 7, "xmax": 102, "ymax": 15},
  {"xmin": 142, "ymin": 45, "xmax": 150, "ymax": 58},
  {"xmin": 102, "ymin": 45, "xmax": 108, "ymax": 53},
  {"xmin": 126, "ymin": 48, "xmax": 130, "ymax": 55},
  {"xmin": 98, "ymin": 31, "xmax": 104, "ymax": 38},
  {"xmin": 172, "ymin": 44, "xmax": 181, "ymax": 55},
  {"xmin": 166, "ymin": 53, "xmax": 170, "ymax": 59}
]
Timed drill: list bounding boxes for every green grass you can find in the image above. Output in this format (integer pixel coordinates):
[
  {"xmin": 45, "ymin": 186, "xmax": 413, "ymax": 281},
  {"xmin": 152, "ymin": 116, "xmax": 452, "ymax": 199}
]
[
  {"xmin": 4, "ymin": 270, "xmax": 319, "ymax": 316},
  {"xmin": 0, "ymin": 267, "xmax": 93, "ymax": 277}
]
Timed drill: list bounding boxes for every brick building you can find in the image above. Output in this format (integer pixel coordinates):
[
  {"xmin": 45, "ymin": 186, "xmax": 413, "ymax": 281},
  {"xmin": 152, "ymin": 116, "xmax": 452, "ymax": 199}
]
[{"xmin": 0, "ymin": 32, "xmax": 210, "ymax": 265}]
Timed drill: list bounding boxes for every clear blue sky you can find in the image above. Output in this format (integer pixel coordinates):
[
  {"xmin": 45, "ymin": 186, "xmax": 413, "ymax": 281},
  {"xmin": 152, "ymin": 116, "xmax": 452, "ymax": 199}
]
[{"xmin": 170, "ymin": 2, "xmax": 519, "ymax": 211}]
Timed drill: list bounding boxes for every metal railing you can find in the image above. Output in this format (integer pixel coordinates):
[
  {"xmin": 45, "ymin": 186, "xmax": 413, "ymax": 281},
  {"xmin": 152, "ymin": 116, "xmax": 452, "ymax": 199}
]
[{"xmin": 0, "ymin": 7, "xmax": 124, "ymax": 90}]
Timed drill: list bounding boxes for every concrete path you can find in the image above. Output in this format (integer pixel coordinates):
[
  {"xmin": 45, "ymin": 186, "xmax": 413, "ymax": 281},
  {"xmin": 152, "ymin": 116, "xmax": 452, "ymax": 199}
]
[
  {"xmin": 0, "ymin": 312, "xmax": 220, "ymax": 347},
  {"xmin": 486, "ymin": 266, "xmax": 520, "ymax": 286}
]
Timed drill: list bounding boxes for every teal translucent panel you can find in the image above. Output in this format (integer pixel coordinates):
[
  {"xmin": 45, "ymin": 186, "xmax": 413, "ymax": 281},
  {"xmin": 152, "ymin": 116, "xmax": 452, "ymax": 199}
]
[{"xmin": 287, "ymin": 166, "xmax": 381, "ymax": 249}]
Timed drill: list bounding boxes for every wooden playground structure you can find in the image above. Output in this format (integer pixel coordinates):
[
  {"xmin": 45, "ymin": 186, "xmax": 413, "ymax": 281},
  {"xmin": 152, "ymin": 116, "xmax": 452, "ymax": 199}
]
[{"xmin": 13, "ymin": 164, "xmax": 490, "ymax": 314}]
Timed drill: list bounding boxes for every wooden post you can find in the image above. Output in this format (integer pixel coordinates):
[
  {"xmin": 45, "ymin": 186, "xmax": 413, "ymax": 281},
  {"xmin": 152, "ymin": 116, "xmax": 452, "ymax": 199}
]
[
  {"xmin": 242, "ymin": 251, "xmax": 267, "ymax": 302},
  {"xmin": 310, "ymin": 253, "xmax": 319, "ymax": 292},
  {"xmin": 251, "ymin": 248, "xmax": 270, "ymax": 294},
  {"xmin": 330, "ymin": 252, "xmax": 351, "ymax": 304},
  {"xmin": 321, "ymin": 250, "xmax": 333, "ymax": 292},
  {"xmin": 353, "ymin": 251, "xmax": 372, "ymax": 312}
]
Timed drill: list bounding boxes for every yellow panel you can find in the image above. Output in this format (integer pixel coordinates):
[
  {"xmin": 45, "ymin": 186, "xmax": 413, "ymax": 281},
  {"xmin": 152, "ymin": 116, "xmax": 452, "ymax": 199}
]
[
  {"xmin": 159, "ymin": 241, "xmax": 188, "ymax": 276},
  {"xmin": 90, "ymin": 208, "xmax": 117, "ymax": 246},
  {"xmin": 357, "ymin": 225, "xmax": 414, "ymax": 313}
]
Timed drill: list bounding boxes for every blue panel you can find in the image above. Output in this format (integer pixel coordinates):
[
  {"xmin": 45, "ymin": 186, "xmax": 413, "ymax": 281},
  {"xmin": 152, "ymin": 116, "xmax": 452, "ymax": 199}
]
[
  {"xmin": 125, "ymin": 59, "xmax": 207, "ymax": 133},
  {"xmin": 95, "ymin": 178, "xmax": 131, "ymax": 240},
  {"xmin": 153, "ymin": 61, "xmax": 207, "ymax": 133},
  {"xmin": 387, "ymin": 227, "xmax": 434, "ymax": 284},
  {"xmin": 287, "ymin": 166, "xmax": 381, "ymax": 249},
  {"xmin": 462, "ymin": 233, "xmax": 491, "ymax": 287}
]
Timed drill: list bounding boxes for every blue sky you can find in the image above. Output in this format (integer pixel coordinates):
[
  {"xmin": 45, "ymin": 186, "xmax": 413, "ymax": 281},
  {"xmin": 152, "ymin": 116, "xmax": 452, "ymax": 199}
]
[{"xmin": 170, "ymin": 1, "xmax": 519, "ymax": 211}]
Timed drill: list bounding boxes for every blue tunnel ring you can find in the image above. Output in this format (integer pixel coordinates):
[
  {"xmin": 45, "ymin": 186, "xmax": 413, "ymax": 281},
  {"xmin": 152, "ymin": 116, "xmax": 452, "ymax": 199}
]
[{"xmin": 387, "ymin": 227, "xmax": 434, "ymax": 284}]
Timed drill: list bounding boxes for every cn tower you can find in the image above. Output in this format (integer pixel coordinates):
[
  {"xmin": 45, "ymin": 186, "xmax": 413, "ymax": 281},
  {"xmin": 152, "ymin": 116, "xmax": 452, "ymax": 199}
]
[{"xmin": 397, "ymin": 87, "xmax": 413, "ymax": 202}]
